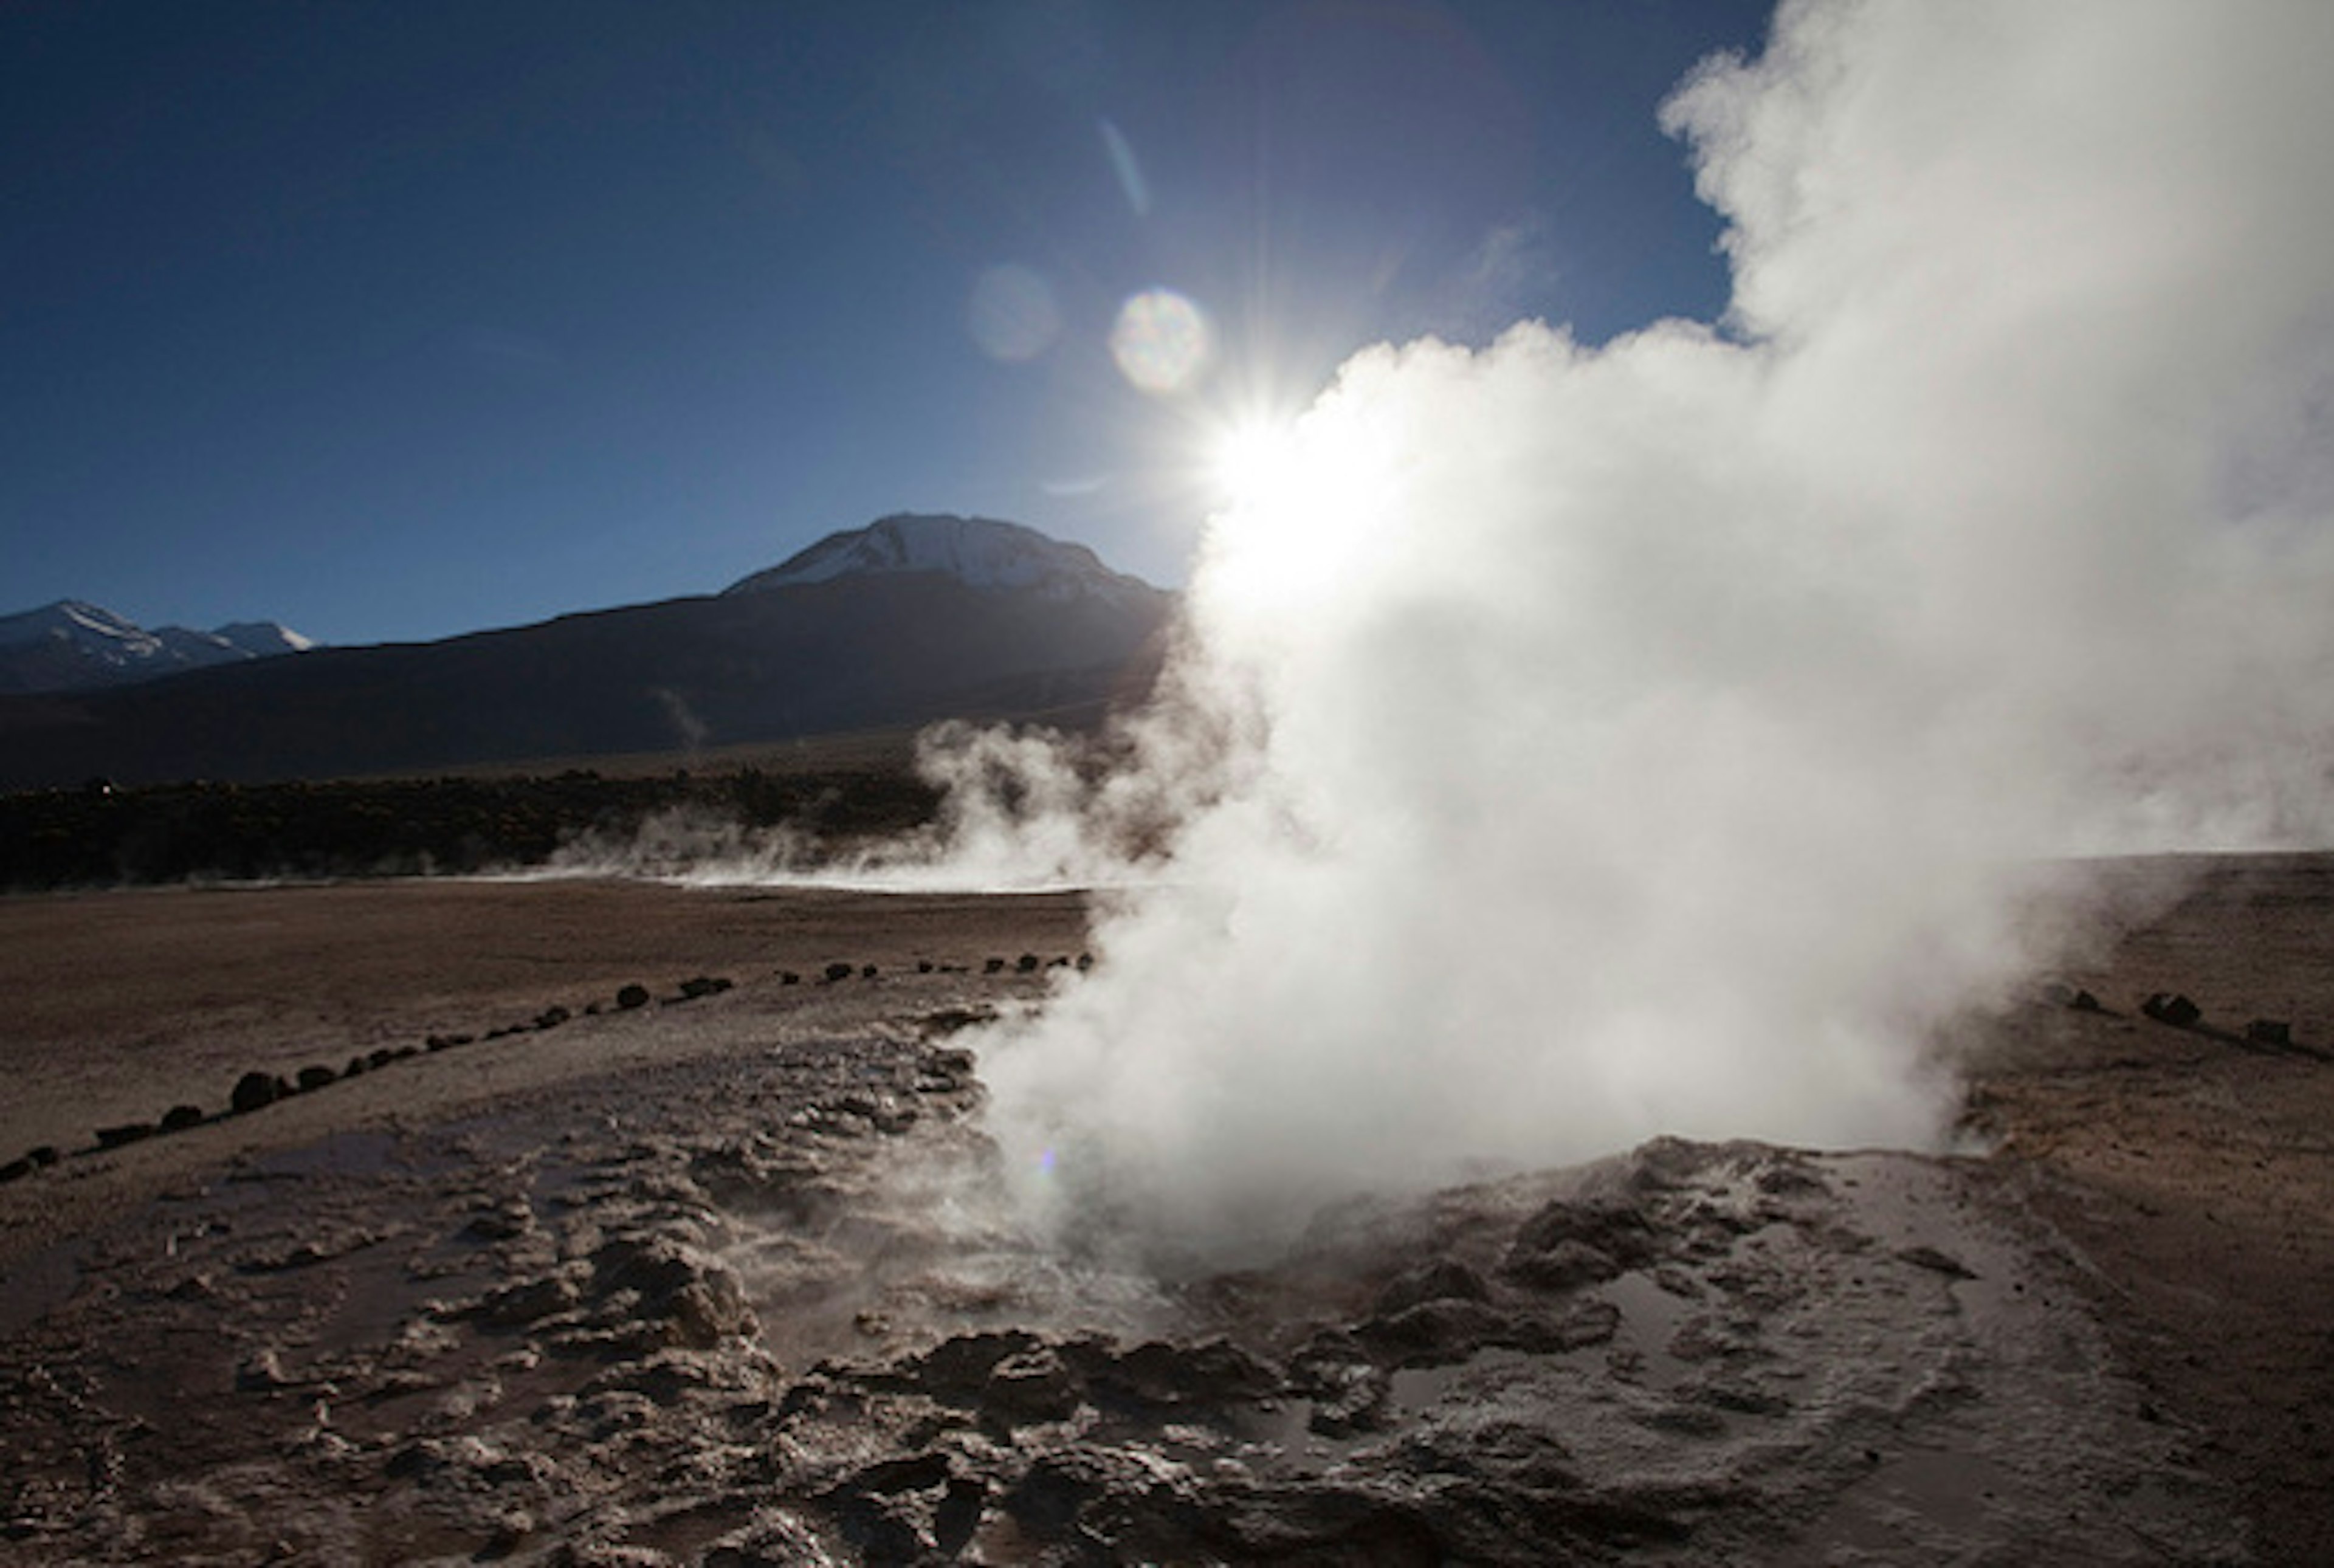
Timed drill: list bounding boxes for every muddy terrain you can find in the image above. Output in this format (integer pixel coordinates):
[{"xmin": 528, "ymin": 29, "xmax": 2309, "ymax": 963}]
[{"xmin": 1, "ymin": 860, "xmax": 2329, "ymax": 1564}]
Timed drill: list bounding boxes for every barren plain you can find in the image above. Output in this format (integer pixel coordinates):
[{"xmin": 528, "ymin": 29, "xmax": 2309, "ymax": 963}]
[{"xmin": 1, "ymin": 858, "xmax": 2329, "ymax": 1564}]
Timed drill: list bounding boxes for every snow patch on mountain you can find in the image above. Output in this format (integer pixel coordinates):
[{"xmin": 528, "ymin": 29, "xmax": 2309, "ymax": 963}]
[{"xmin": 724, "ymin": 514, "xmax": 1157, "ymax": 603}]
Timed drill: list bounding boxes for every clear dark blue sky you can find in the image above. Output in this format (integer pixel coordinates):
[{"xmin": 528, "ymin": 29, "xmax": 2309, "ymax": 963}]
[{"xmin": 2, "ymin": 0, "xmax": 1768, "ymax": 645}]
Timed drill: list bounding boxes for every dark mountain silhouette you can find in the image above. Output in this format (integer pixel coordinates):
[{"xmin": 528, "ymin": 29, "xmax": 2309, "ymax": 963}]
[{"xmin": 0, "ymin": 517, "xmax": 1173, "ymax": 788}]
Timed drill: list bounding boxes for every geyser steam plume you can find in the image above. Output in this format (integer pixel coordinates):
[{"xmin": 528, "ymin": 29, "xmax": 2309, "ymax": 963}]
[{"xmin": 971, "ymin": 0, "xmax": 2334, "ymax": 1251}]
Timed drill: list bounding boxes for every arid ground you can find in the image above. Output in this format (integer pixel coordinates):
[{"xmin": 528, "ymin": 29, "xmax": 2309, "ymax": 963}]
[{"xmin": 1, "ymin": 859, "xmax": 2328, "ymax": 1564}]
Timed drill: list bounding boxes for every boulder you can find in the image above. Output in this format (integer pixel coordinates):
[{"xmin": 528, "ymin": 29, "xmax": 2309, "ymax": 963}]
[
  {"xmin": 159, "ymin": 1104, "xmax": 205, "ymax": 1132},
  {"xmin": 296, "ymin": 1065, "xmax": 337, "ymax": 1093},
  {"xmin": 230, "ymin": 1070, "xmax": 281, "ymax": 1114},
  {"xmin": 616, "ymin": 983, "xmax": 652, "ymax": 1009},
  {"xmin": 94, "ymin": 1121, "xmax": 155, "ymax": 1149}
]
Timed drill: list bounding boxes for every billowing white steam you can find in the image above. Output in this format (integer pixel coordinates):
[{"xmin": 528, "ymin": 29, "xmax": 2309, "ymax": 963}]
[{"xmin": 969, "ymin": 0, "xmax": 2334, "ymax": 1249}]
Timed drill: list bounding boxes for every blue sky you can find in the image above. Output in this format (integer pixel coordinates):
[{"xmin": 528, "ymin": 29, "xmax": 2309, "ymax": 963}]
[{"xmin": 2, "ymin": 0, "xmax": 1768, "ymax": 645}]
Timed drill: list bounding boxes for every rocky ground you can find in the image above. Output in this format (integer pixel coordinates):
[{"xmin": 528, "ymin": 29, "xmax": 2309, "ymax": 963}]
[{"xmin": 1, "ymin": 861, "xmax": 2327, "ymax": 1564}]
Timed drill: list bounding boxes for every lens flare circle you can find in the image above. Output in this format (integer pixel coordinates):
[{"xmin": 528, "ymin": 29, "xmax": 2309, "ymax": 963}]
[
  {"xmin": 1110, "ymin": 289, "xmax": 1213, "ymax": 394},
  {"xmin": 968, "ymin": 264, "xmax": 1063, "ymax": 363}
]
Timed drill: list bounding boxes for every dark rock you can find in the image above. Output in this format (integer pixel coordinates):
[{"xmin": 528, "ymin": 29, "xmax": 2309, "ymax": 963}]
[
  {"xmin": 0, "ymin": 1158, "xmax": 31, "ymax": 1185},
  {"xmin": 1500, "ymin": 1237, "xmax": 1622, "ymax": 1291},
  {"xmin": 1373, "ymin": 1258, "xmax": 1494, "ymax": 1317},
  {"xmin": 1507, "ymin": 1296, "xmax": 1623, "ymax": 1353},
  {"xmin": 1896, "ymin": 1244, "xmax": 1977, "ymax": 1280},
  {"xmin": 296, "ymin": 1065, "xmax": 337, "ymax": 1093},
  {"xmin": 27, "ymin": 1145, "xmax": 59, "ymax": 1167},
  {"xmin": 1500, "ymin": 1197, "xmax": 1658, "ymax": 1290},
  {"xmin": 917, "ymin": 960, "xmax": 934, "ymax": 974},
  {"xmin": 1289, "ymin": 1331, "xmax": 1391, "ymax": 1436},
  {"xmin": 2141, "ymin": 992, "xmax": 2202, "ymax": 1027},
  {"xmin": 1357, "ymin": 1298, "xmax": 1513, "ymax": 1367},
  {"xmin": 588, "ymin": 1234, "xmax": 755, "ymax": 1349},
  {"xmin": 230, "ymin": 1070, "xmax": 280, "ymax": 1114},
  {"xmin": 984, "ymin": 957, "xmax": 1007, "ymax": 974},
  {"xmin": 678, "ymin": 975, "xmax": 732, "ymax": 999},
  {"xmin": 616, "ymin": 983, "xmax": 651, "ymax": 1009},
  {"xmin": 1016, "ymin": 954, "xmax": 1041, "ymax": 974},
  {"xmin": 910, "ymin": 1329, "xmax": 1045, "ymax": 1401},
  {"xmin": 2246, "ymin": 1017, "xmax": 2293, "ymax": 1047},
  {"xmin": 1087, "ymin": 1337, "xmax": 1283, "ymax": 1406},
  {"xmin": 778, "ymin": 971, "xmax": 800, "ymax": 986},
  {"xmin": 1005, "ymin": 1446, "xmax": 1211, "ymax": 1555},
  {"xmin": 829, "ymin": 1453, "xmax": 960, "ymax": 1563},
  {"xmin": 860, "ymin": 965, "xmax": 877, "ymax": 980},
  {"xmin": 367, "ymin": 1048, "xmax": 395, "ymax": 1070},
  {"xmin": 159, "ymin": 1104, "xmax": 205, "ymax": 1132},
  {"xmin": 700, "ymin": 1511, "xmax": 834, "ymax": 1567},
  {"xmin": 1076, "ymin": 952, "xmax": 1095, "ymax": 971},
  {"xmin": 824, "ymin": 961, "xmax": 855, "ymax": 984},
  {"xmin": 985, "ymin": 1346, "xmax": 1084, "ymax": 1423},
  {"xmin": 535, "ymin": 1005, "xmax": 571, "ymax": 1029},
  {"xmin": 476, "ymin": 1272, "xmax": 584, "ymax": 1327},
  {"xmin": 2070, "ymin": 989, "xmax": 2102, "ymax": 1012},
  {"xmin": 345, "ymin": 1055, "xmax": 367, "ymax": 1077}
]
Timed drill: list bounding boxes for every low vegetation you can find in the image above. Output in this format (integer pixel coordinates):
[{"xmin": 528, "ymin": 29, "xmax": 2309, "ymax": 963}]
[{"xmin": 0, "ymin": 765, "xmax": 940, "ymax": 891}]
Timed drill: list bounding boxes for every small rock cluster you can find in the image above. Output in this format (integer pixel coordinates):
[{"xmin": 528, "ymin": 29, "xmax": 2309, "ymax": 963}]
[{"xmin": 0, "ymin": 974, "xmax": 739, "ymax": 1185}]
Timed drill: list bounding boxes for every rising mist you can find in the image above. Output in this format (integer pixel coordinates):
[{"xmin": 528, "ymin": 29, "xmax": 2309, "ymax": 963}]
[{"xmin": 948, "ymin": 1, "xmax": 2334, "ymax": 1254}]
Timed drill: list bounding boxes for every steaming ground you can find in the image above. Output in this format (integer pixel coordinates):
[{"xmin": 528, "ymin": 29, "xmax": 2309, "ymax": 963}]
[
  {"xmin": 7, "ymin": 866, "xmax": 2331, "ymax": 1561},
  {"xmin": 929, "ymin": 0, "xmax": 2334, "ymax": 1250}
]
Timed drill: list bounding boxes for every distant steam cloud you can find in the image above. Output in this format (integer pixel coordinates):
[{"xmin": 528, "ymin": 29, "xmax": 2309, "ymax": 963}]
[{"xmin": 966, "ymin": 0, "xmax": 2334, "ymax": 1253}]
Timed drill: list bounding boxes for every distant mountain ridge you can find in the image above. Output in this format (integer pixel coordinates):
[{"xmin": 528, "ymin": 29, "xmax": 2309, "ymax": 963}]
[
  {"xmin": 0, "ymin": 600, "xmax": 313, "ymax": 694},
  {"xmin": 0, "ymin": 516, "xmax": 1171, "ymax": 787},
  {"xmin": 726, "ymin": 514, "xmax": 1149, "ymax": 604}
]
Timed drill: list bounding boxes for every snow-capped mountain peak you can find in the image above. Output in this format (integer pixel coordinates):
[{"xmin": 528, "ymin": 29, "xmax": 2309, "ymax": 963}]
[
  {"xmin": 0, "ymin": 600, "xmax": 314, "ymax": 693},
  {"xmin": 723, "ymin": 514, "xmax": 1156, "ymax": 602}
]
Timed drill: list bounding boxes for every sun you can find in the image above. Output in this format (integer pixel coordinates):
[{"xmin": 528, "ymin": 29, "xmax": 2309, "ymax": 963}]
[{"xmin": 1208, "ymin": 416, "xmax": 1306, "ymax": 512}]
